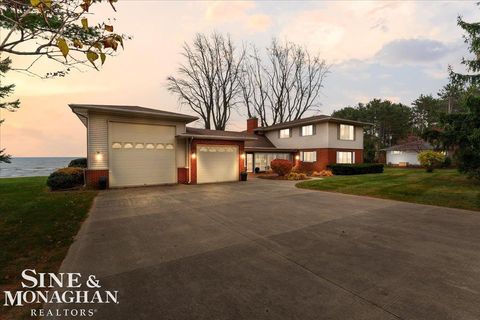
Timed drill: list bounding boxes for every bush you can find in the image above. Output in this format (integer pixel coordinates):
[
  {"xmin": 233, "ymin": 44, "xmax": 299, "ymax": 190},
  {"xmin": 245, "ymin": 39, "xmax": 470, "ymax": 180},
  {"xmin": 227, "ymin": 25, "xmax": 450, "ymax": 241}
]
[
  {"xmin": 270, "ymin": 159, "xmax": 293, "ymax": 176},
  {"xmin": 292, "ymin": 161, "xmax": 321, "ymax": 175},
  {"xmin": 68, "ymin": 158, "xmax": 87, "ymax": 168},
  {"xmin": 417, "ymin": 151, "xmax": 445, "ymax": 173},
  {"xmin": 312, "ymin": 170, "xmax": 333, "ymax": 177},
  {"xmin": 287, "ymin": 172, "xmax": 308, "ymax": 180},
  {"xmin": 327, "ymin": 163, "xmax": 384, "ymax": 175},
  {"xmin": 47, "ymin": 167, "xmax": 84, "ymax": 190}
]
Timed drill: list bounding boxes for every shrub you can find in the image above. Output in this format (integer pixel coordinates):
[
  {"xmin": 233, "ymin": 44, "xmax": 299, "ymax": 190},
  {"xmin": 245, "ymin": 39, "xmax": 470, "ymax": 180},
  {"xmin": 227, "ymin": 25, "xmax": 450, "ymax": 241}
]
[
  {"xmin": 287, "ymin": 172, "xmax": 308, "ymax": 180},
  {"xmin": 312, "ymin": 170, "xmax": 334, "ymax": 177},
  {"xmin": 417, "ymin": 151, "xmax": 445, "ymax": 173},
  {"xmin": 68, "ymin": 158, "xmax": 87, "ymax": 168},
  {"xmin": 327, "ymin": 163, "xmax": 384, "ymax": 175},
  {"xmin": 270, "ymin": 159, "xmax": 293, "ymax": 176},
  {"xmin": 47, "ymin": 167, "xmax": 84, "ymax": 190},
  {"xmin": 293, "ymin": 161, "xmax": 320, "ymax": 175}
]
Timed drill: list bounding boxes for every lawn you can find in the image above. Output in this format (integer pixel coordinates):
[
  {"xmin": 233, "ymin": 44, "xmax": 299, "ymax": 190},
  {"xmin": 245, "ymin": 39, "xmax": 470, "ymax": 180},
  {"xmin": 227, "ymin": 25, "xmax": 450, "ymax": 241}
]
[
  {"xmin": 296, "ymin": 168, "xmax": 480, "ymax": 211},
  {"xmin": 0, "ymin": 177, "xmax": 97, "ymax": 319}
]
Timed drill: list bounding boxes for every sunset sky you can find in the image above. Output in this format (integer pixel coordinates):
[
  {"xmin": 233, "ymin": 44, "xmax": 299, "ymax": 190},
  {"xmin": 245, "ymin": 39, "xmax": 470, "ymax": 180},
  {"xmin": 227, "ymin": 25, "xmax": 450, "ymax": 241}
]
[{"xmin": 2, "ymin": 1, "xmax": 477, "ymax": 157}]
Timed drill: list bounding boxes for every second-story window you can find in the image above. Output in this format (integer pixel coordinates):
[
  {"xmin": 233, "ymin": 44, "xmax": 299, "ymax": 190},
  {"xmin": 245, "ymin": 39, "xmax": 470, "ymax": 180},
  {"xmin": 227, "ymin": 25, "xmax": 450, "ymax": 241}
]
[
  {"xmin": 301, "ymin": 125, "xmax": 314, "ymax": 136},
  {"xmin": 279, "ymin": 128, "xmax": 291, "ymax": 139},
  {"xmin": 339, "ymin": 124, "xmax": 354, "ymax": 140}
]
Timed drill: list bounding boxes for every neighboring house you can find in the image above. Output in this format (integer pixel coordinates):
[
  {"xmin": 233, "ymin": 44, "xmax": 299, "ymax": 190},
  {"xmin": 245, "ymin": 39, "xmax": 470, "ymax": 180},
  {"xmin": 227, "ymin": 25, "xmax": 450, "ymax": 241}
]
[
  {"xmin": 383, "ymin": 139, "xmax": 433, "ymax": 166},
  {"xmin": 244, "ymin": 117, "xmax": 368, "ymax": 172},
  {"xmin": 69, "ymin": 104, "xmax": 367, "ymax": 188}
]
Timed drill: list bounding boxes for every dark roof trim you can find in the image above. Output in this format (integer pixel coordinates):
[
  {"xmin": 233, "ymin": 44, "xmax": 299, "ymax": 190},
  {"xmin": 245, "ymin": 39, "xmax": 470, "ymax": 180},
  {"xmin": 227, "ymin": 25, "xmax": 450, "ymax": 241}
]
[
  {"xmin": 254, "ymin": 116, "xmax": 372, "ymax": 132},
  {"xmin": 177, "ymin": 133, "xmax": 257, "ymax": 141},
  {"xmin": 69, "ymin": 104, "xmax": 198, "ymax": 123},
  {"xmin": 244, "ymin": 147, "xmax": 297, "ymax": 153}
]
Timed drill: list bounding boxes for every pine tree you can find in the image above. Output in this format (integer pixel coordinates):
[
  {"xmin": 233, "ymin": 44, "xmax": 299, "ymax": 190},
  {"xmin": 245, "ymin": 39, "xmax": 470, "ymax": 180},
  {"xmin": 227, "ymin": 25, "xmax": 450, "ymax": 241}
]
[
  {"xmin": 0, "ymin": 57, "xmax": 20, "ymax": 163},
  {"xmin": 452, "ymin": 10, "xmax": 480, "ymax": 84}
]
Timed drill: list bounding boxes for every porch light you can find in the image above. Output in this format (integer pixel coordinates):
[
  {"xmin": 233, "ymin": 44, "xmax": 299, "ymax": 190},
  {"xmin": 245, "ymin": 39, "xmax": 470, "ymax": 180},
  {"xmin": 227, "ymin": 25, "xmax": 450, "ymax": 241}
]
[
  {"xmin": 95, "ymin": 151, "xmax": 103, "ymax": 161},
  {"xmin": 240, "ymin": 153, "xmax": 245, "ymax": 159},
  {"xmin": 295, "ymin": 155, "xmax": 300, "ymax": 160},
  {"xmin": 191, "ymin": 153, "xmax": 196, "ymax": 159}
]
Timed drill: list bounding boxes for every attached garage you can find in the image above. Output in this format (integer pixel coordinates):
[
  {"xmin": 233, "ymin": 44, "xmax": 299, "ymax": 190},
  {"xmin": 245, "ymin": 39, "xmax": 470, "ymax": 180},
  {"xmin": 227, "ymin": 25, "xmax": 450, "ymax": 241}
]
[
  {"xmin": 196, "ymin": 145, "xmax": 239, "ymax": 184},
  {"xmin": 108, "ymin": 122, "xmax": 177, "ymax": 187}
]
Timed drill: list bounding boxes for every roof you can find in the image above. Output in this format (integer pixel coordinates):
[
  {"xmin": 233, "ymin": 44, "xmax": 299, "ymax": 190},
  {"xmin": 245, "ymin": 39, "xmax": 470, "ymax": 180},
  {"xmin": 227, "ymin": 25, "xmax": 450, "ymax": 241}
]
[
  {"xmin": 177, "ymin": 127, "xmax": 257, "ymax": 141},
  {"xmin": 243, "ymin": 133, "xmax": 295, "ymax": 152},
  {"xmin": 69, "ymin": 104, "xmax": 198, "ymax": 123},
  {"xmin": 382, "ymin": 140, "xmax": 433, "ymax": 152},
  {"xmin": 254, "ymin": 115, "xmax": 372, "ymax": 132}
]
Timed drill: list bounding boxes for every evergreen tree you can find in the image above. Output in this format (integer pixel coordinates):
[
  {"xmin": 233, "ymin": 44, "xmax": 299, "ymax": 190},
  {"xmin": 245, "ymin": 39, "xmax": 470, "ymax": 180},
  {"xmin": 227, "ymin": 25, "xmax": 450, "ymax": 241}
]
[{"xmin": 0, "ymin": 58, "xmax": 20, "ymax": 163}]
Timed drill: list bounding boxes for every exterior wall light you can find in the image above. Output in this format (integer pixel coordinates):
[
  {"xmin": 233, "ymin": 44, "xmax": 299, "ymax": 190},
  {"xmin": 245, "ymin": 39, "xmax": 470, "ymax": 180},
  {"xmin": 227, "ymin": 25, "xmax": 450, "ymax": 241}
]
[
  {"xmin": 240, "ymin": 153, "xmax": 245, "ymax": 159},
  {"xmin": 295, "ymin": 155, "xmax": 300, "ymax": 160},
  {"xmin": 191, "ymin": 153, "xmax": 196, "ymax": 159},
  {"xmin": 95, "ymin": 151, "xmax": 103, "ymax": 161}
]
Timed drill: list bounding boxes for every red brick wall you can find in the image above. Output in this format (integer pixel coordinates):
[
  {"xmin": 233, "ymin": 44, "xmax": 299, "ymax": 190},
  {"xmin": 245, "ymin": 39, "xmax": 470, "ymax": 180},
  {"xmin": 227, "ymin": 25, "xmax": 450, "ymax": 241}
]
[
  {"xmin": 177, "ymin": 168, "xmax": 188, "ymax": 184},
  {"xmin": 294, "ymin": 148, "xmax": 364, "ymax": 172},
  {"xmin": 85, "ymin": 169, "xmax": 109, "ymax": 188},
  {"xmin": 246, "ymin": 118, "xmax": 258, "ymax": 134},
  {"xmin": 190, "ymin": 139, "xmax": 245, "ymax": 184}
]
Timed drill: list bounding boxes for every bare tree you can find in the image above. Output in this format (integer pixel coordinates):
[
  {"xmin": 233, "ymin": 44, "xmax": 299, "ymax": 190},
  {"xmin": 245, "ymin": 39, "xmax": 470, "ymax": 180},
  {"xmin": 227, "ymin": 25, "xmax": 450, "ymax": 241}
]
[
  {"xmin": 167, "ymin": 33, "xmax": 245, "ymax": 130},
  {"xmin": 240, "ymin": 39, "xmax": 329, "ymax": 126}
]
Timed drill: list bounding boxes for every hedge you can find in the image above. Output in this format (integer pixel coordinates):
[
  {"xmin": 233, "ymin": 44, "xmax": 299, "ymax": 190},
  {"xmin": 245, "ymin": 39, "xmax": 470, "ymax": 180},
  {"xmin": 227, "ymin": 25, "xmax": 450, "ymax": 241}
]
[
  {"xmin": 47, "ymin": 167, "xmax": 85, "ymax": 190},
  {"xmin": 327, "ymin": 163, "xmax": 384, "ymax": 175},
  {"xmin": 68, "ymin": 157, "xmax": 87, "ymax": 168}
]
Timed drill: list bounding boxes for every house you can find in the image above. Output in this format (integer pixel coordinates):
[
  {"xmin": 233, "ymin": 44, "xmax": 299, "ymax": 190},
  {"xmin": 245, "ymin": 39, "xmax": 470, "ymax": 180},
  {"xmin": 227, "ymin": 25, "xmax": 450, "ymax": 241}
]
[
  {"xmin": 244, "ymin": 117, "xmax": 367, "ymax": 172},
  {"xmin": 69, "ymin": 104, "xmax": 367, "ymax": 188},
  {"xmin": 69, "ymin": 104, "xmax": 255, "ymax": 188},
  {"xmin": 383, "ymin": 139, "xmax": 433, "ymax": 166}
]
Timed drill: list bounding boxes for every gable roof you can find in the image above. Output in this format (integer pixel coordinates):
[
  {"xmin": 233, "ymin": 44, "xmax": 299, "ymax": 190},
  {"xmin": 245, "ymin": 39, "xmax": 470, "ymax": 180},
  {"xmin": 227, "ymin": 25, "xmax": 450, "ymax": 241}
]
[
  {"xmin": 69, "ymin": 104, "xmax": 198, "ymax": 123},
  {"xmin": 254, "ymin": 115, "xmax": 371, "ymax": 132},
  {"xmin": 383, "ymin": 139, "xmax": 433, "ymax": 152}
]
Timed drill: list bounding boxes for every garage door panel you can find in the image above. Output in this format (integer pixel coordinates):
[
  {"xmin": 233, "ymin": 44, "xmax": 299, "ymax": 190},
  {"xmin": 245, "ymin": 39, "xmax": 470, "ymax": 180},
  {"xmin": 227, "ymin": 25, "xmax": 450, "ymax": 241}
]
[
  {"xmin": 197, "ymin": 145, "xmax": 238, "ymax": 184},
  {"xmin": 109, "ymin": 122, "xmax": 176, "ymax": 187}
]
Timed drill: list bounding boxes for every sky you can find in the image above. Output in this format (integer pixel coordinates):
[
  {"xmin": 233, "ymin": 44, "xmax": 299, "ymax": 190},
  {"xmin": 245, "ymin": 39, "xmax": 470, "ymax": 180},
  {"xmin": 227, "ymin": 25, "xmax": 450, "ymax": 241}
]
[{"xmin": 1, "ymin": 0, "xmax": 477, "ymax": 157}]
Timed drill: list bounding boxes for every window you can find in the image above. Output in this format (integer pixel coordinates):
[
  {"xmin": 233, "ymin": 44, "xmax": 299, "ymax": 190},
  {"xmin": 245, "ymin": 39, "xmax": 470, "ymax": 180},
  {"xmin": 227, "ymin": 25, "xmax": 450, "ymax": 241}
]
[
  {"xmin": 339, "ymin": 124, "xmax": 354, "ymax": 140},
  {"xmin": 254, "ymin": 153, "xmax": 292, "ymax": 171},
  {"xmin": 165, "ymin": 143, "xmax": 174, "ymax": 150},
  {"xmin": 279, "ymin": 128, "xmax": 291, "ymax": 139},
  {"xmin": 392, "ymin": 150, "xmax": 403, "ymax": 155},
  {"xmin": 156, "ymin": 143, "xmax": 165, "ymax": 149},
  {"xmin": 123, "ymin": 142, "xmax": 133, "ymax": 149},
  {"xmin": 146, "ymin": 143, "xmax": 155, "ymax": 149},
  {"xmin": 337, "ymin": 151, "xmax": 354, "ymax": 164},
  {"xmin": 112, "ymin": 142, "xmax": 122, "ymax": 149},
  {"xmin": 135, "ymin": 143, "xmax": 144, "ymax": 149},
  {"xmin": 301, "ymin": 125, "xmax": 314, "ymax": 136},
  {"xmin": 300, "ymin": 151, "xmax": 317, "ymax": 162}
]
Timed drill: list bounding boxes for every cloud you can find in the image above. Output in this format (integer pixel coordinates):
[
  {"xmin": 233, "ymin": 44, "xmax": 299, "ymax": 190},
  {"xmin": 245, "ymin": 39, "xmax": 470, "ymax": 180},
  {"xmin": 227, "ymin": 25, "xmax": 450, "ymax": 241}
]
[
  {"xmin": 203, "ymin": 1, "xmax": 271, "ymax": 33},
  {"xmin": 374, "ymin": 38, "xmax": 452, "ymax": 65}
]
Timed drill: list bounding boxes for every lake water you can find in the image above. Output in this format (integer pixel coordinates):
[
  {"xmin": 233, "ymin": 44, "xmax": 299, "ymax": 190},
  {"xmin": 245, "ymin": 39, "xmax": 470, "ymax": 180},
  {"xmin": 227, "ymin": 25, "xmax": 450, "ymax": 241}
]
[{"xmin": 0, "ymin": 157, "xmax": 80, "ymax": 178}]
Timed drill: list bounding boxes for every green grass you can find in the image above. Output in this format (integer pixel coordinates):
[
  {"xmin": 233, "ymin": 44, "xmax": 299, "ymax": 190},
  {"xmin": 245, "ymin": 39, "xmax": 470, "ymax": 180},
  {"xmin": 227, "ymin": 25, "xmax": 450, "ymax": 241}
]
[
  {"xmin": 296, "ymin": 168, "xmax": 480, "ymax": 211},
  {"xmin": 0, "ymin": 177, "xmax": 97, "ymax": 318}
]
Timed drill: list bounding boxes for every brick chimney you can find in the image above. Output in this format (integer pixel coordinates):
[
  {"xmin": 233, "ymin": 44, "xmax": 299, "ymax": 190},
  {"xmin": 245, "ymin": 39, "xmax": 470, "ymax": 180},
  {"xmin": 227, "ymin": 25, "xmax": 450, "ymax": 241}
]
[{"xmin": 246, "ymin": 117, "xmax": 258, "ymax": 134}]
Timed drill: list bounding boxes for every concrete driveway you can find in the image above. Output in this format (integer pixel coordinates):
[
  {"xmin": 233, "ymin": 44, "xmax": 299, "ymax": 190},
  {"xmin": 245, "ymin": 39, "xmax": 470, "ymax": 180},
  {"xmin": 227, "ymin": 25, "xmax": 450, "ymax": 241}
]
[{"xmin": 57, "ymin": 178, "xmax": 480, "ymax": 320}]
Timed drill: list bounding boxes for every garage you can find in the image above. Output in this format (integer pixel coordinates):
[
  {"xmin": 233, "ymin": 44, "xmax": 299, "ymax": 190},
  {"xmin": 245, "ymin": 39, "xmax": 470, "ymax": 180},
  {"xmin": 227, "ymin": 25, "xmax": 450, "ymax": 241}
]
[
  {"xmin": 196, "ymin": 144, "xmax": 239, "ymax": 184},
  {"xmin": 109, "ymin": 122, "xmax": 177, "ymax": 187}
]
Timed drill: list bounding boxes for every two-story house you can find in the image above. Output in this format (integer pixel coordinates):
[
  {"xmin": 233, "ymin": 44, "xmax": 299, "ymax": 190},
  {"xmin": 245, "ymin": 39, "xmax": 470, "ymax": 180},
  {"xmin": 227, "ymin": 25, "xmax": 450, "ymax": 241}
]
[
  {"xmin": 244, "ymin": 116, "xmax": 367, "ymax": 172},
  {"xmin": 69, "ymin": 104, "xmax": 367, "ymax": 188}
]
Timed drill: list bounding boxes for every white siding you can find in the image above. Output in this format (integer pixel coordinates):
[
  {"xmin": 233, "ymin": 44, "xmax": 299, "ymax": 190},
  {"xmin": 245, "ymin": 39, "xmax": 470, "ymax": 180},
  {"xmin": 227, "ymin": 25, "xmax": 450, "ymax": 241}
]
[
  {"xmin": 87, "ymin": 112, "xmax": 186, "ymax": 170},
  {"xmin": 386, "ymin": 151, "xmax": 420, "ymax": 165}
]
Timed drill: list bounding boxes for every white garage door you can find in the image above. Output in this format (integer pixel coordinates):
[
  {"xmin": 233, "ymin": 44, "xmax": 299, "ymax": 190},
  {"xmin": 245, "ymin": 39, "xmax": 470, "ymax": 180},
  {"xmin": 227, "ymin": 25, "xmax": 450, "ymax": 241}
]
[
  {"xmin": 197, "ymin": 145, "xmax": 238, "ymax": 184},
  {"xmin": 109, "ymin": 122, "xmax": 176, "ymax": 187}
]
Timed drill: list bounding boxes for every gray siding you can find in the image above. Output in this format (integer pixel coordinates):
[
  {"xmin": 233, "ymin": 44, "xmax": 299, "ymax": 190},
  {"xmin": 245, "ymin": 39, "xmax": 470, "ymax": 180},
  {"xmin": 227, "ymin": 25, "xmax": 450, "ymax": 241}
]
[
  {"xmin": 264, "ymin": 122, "xmax": 363, "ymax": 149},
  {"xmin": 386, "ymin": 151, "xmax": 420, "ymax": 165}
]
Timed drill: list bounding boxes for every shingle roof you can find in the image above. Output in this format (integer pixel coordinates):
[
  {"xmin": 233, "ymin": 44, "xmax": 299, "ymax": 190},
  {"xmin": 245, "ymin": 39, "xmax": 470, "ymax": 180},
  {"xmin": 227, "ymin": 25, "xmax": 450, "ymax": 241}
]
[
  {"xmin": 383, "ymin": 140, "xmax": 433, "ymax": 152},
  {"xmin": 178, "ymin": 127, "xmax": 257, "ymax": 141},
  {"xmin": 254, "ymin": 115, "xmax": 371, "ymax": 132},
  {"xmin": 69, "ymin": 104, "xmax": 198, "ymax": 122}
]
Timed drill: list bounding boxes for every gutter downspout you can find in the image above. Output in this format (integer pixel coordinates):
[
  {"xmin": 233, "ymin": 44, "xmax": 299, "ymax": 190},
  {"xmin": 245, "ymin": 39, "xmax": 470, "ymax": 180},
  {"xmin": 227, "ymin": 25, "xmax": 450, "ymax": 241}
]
[
  {"xmin": 187, "ymin": 137, "xmax": 193, "ymax": 184},
  {"xmin": 72, "ymin": 109, "xmax": 89, "ymax": 188}
]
